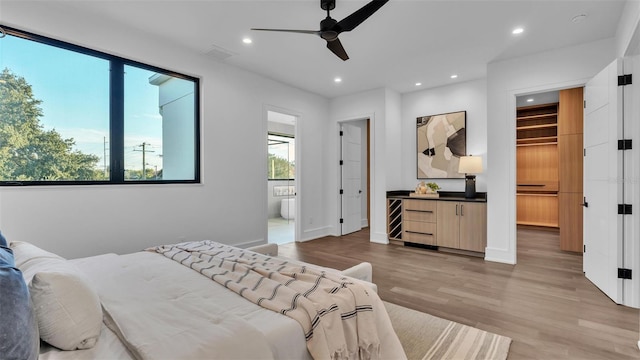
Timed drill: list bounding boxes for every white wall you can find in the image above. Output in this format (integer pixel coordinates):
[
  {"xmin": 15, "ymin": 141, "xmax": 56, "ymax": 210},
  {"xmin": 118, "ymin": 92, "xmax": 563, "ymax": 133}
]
[
  {"xmin": 401, "ymin": 79, "xmax": 487, "ymax": 193},
  {"xmin": 330, "ymin": 89, "xmax": 386, "ymax": 243},
  {"xmin": 0, "ymin": 2, "xmax": 329, "ymax": 258},
  {"xmin": 486, "ymin": 38, "xmax": 616, "ymax": 264},
  {"xmin": 385, "ymin": 89, "xmax": 403, "ymax": 191},
  {"xmin": 329, "ymin": 82, "xmax": 485, "ymax": 245}
]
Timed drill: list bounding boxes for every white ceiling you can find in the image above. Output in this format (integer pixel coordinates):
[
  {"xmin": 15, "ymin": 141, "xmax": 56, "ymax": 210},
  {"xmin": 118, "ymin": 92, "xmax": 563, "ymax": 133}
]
[{"xmin": 22, "ymin": 0, "xmax": 627, "ymax": 98}]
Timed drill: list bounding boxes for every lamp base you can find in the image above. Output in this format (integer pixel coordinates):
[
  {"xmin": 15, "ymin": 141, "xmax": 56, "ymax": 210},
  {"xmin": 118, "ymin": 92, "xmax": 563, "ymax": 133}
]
[{"xmin": 465, "ymin": 175, "xmax": 476, "ymax": 198}]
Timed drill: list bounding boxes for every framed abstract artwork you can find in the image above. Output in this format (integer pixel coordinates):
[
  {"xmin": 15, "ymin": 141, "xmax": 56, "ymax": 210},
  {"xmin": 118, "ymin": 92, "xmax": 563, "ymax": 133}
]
[{"xmin": 416, "ymin": 111, "xmax": 466, "ymax": 179}]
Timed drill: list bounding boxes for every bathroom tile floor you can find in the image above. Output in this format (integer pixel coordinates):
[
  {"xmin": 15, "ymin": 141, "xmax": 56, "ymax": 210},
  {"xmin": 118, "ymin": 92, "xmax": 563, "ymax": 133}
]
[{"xmin": 268, "ymin": 217, "xmax": 295, "ymax": 245}]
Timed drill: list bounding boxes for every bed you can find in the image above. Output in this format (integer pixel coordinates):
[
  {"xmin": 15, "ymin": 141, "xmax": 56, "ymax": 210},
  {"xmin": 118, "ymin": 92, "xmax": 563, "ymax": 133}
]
[{"xmin": 4, "ymin": 238, "xmax": 406, "ymax": 360}]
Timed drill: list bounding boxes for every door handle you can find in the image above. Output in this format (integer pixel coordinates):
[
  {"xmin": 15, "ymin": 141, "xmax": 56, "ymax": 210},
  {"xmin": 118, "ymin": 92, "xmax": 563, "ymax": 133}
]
[
  {"xmin": 455, "ymin": 204, "xmax": 458, "ymax": 215},
  {"xmin": 581, "ymin": 197, "xmax": 588, "ymax": 208},
  {"xmin": 461, "ymin": 204, "xmax": 464, "ymax": 216}
]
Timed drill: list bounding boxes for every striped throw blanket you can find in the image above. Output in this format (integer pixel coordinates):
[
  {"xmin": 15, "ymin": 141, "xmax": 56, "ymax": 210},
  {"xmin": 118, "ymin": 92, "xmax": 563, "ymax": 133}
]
[{"xmin": 147, "ymin": 240, "xmax": 381, "ymax": 360}]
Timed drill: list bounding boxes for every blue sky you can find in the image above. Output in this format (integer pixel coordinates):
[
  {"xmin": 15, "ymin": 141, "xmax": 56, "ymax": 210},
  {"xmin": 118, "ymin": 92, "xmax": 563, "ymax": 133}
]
[{"xmin": 1, "ymin": 34, "xmax": 163, "ymax": 171}]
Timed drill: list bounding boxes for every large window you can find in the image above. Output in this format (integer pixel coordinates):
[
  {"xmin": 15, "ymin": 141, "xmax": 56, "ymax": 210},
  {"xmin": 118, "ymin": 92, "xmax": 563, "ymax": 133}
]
[
  {"xmin": 0, "ymin": 26, "xmax": 199, "ymax": 185},
  {"xmin": 267, "ymin": 133, "xmax": 295, "ymax": 180}
]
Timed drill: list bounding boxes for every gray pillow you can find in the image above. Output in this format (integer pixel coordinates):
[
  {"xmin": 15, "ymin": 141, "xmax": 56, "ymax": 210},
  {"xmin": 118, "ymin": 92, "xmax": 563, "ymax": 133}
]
[{"xmin": 0, "ymin": 232, "xmax": 39, "ymax": 360}]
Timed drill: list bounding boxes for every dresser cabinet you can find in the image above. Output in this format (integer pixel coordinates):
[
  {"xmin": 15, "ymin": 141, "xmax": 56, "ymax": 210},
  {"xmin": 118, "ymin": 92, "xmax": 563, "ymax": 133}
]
[
  {"xmin": 403, "ymin": 199, "xmax": 437, "ymax": 245},
  {"xmin": 387, "ymin": 194, "xmax": 487, "ymax": 254},
  {"xmin": 436, "ymin": 201, "xmax": 487, "ymax": 252}
]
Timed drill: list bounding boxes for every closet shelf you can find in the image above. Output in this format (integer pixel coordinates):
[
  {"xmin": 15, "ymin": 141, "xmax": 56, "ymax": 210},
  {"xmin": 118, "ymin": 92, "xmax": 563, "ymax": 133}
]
[
  {"xmin": 517, "ymin": 136, "xmax": 557, "ymax": 143},
  {"xmin": 516, "ymin": 123, "xmax": 558, "ymax": 131},
  {"xmin": 516, "ymin": 113, "xmax": 558, "ymax": 121},
  {"xmin": 516, "ymin": 193, "xmax": 558, "ymax": 197},
  {"xmin": 516, "ymin": 141, "xmax": 557, "ymax": 147}
]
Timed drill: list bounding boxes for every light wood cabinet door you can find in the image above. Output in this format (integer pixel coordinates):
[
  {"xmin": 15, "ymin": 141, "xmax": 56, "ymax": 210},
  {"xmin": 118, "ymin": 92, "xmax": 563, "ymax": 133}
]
[
  {"xmin": 558, "ymin": 134, "xmax": 583, "ymax": 193},
  {"xmin": 459, "ymin": 202, "xmax": 487, "ymax": 252},
  {"xmin": 558, "ymin": 87, "xmax": 584, "ymax": 136},
  {"xmin": 559, "ymin": 193, "xmax": 583, "ymax": 252},
  {"xmin": 436, "ymin": 201, "xmax": 459, "ymax": 248},
  {"xmin": 516, "ymin": 193, "xmax": 559, "ymax": 227},
  {"xmin": 392, "ymin": 198, "xmax": 486, "ymax": 253}
]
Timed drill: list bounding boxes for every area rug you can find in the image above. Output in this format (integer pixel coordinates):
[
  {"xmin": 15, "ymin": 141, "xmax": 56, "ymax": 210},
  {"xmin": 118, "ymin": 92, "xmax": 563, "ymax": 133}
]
[{"xmin": 384, "ymin": 301, "xmax": 512, "ymax": 360}]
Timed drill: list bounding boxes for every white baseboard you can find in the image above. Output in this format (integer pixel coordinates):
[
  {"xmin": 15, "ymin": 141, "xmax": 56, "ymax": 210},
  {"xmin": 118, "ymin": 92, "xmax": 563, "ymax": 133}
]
[
  {"xmin": 484, "ymin": 247, "xmax": 516, "ymax": 264},
  {"xmin": 637, "ymin": 340, "xmax": 640, "ymax": 350},
  {"xmin": 361, "ymin": 218, "xmax": 369, "ymax": 228},
  {"xmin": 236, "ymin": 238, "xmax": 266, "ymax": 249},
  {"xmin": 300, "ymin": 226, "xmax": 332, "ymax": 242},
  {"xmin": 370, "ymin": 231, "xmax": 389, "ymax": 244}
]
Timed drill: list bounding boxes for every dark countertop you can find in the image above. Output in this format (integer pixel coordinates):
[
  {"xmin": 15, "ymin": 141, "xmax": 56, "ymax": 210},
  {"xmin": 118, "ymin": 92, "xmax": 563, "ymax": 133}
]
[{"xmin": 387, "ymin": 190, "xmax": 487, "ymax": 202}]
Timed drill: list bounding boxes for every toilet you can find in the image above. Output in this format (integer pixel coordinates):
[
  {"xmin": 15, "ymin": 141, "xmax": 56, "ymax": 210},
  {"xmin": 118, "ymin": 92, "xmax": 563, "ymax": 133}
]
[{"xmin": 280, "ymin": 198, "xmax": 295, "ymax": 220}]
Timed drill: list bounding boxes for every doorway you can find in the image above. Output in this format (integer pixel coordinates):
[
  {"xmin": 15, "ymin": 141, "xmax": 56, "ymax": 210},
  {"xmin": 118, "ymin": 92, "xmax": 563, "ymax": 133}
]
[
  {"xmin": 339, "ymin": 119, "xmax": 370, "ymax": 236},
  {"xmin": 267, "ymin": 110, "xmax": 297, "ymax": 245},
  {"xmin": 515, "ymin": 87, "xmax": 584, "ymax": 256}
]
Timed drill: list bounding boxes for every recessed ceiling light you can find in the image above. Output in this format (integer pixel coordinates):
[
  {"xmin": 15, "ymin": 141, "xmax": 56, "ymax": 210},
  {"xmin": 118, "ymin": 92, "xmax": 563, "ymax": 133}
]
[
  {"xmin": 450, "ymin": 74, "xmax": 458, "ymax": 79},
  {"xmin": 571, "ymin": 14, "xmax": 587, "ymax": 23},
  {"xmin": 527, "ymin": 98, "xmax": 534, "ymax": 102},
  {"xmin": 334, "ymin": 77, "xmax": 342, "ymax": 83},
  {"xmin": 512, "ymin": 27, "xmax": 524, "ymax": 35},
  {"xmin": 415, "ymin": 82, "xmax": 422, "ymax": 86},
  {"xmin": 242, "ymin": 37, "xmax": 252, "ymax": 44}
]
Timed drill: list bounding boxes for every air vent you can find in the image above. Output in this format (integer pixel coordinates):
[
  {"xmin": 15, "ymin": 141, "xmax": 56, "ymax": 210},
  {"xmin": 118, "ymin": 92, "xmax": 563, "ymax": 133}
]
[{"xmin": 203, "ymin": 44, "xmax": 236, "ymax": 61}]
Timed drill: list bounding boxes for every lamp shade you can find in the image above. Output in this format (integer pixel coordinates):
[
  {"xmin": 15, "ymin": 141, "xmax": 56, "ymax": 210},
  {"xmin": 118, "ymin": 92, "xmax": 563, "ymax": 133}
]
[{"xmin": 458, "ymin": 156, "xmax": 483, "ymax": 174}]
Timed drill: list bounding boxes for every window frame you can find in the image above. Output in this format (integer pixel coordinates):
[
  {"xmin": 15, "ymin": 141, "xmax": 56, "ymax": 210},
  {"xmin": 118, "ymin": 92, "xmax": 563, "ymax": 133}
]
[
  {"xmin": 267, "ymin": 132, "xmax": 295, "ymax": 181},
  {"xmin": 0, "ymin": 25, "xmax": 201, "ymax": 186}
]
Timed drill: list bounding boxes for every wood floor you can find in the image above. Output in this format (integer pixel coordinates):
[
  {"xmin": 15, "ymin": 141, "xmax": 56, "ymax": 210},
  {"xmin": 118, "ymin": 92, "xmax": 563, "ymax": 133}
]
[{"xmin": 279, "ymin": 227, "xmax": 640, "ymax": 359}]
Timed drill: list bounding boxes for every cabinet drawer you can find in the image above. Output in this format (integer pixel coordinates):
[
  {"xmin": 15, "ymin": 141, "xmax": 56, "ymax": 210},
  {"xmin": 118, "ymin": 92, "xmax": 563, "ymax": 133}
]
[
  {"xmin": 403, "ymin": 221, "xmax": 436, "ymax": 235},
  {"xmin": 404, "ymin": 208, "xmax": 436, "ymax": 222},
  {"xmin": 403, "ymin": 229, "xmax": 436, "ymax": 245},
  {"xmin": 403, "ymin": 199, "xmax": 437, "ymax": 212}
]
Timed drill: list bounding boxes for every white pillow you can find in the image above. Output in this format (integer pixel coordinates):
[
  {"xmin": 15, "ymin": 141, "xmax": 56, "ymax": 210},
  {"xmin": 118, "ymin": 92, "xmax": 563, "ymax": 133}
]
[
  {"xmin": 10, "ymin": 241, "xmax": 103, "ymax": 350},
  {"xmin": 11, "ymin": 241, "xmax": 62, "ymax": 272}
]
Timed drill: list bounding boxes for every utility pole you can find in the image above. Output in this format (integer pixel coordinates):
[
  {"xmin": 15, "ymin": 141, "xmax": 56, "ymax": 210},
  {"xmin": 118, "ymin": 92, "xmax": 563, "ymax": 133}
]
[{"xmin": 133, "ymin": 142, "xmax": 155, "ymax": 179}]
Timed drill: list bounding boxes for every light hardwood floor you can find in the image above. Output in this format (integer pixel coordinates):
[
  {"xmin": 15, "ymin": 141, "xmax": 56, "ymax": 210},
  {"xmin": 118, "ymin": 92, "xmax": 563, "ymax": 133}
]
[{"xmin": 279, "ymin": 227, "xmax": 639, "ymax": 359}]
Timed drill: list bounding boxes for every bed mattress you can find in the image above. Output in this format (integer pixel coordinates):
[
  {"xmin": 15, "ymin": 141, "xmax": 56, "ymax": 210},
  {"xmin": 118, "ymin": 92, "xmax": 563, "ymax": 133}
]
[{"xmin": 37, "ymin": 250, "xmax": 404, "ymax": 359}]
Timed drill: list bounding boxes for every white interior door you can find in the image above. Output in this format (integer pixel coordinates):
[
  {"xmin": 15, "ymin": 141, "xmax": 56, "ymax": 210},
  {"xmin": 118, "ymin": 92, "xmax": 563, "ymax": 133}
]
[
  {"xmin": 583, "ymin": 58, "xmax": 623, "ymax": 303},
  {"xmin": 622, "ymin": 55, "xmax": 640, "ymax": 308},
  {"xmin": 341, "ymin": 124, "xmax": 362, "ymax": 235}
]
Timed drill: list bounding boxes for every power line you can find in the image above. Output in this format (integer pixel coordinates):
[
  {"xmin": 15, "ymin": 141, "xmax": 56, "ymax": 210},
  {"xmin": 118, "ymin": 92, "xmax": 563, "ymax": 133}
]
[{"xmin": 133, "ymin": 142, "xmax": 155, "ymax": 179}]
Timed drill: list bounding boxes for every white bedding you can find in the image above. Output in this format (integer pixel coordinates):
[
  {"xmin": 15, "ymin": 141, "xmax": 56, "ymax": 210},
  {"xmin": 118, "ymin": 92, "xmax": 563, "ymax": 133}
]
[
  {"xmin": 39, "ymin": 250, "xmax": 405, "ymax": 359},
  {"xmin": 39, "ymin": 323, "xmax": 133, "ymax": 360}
]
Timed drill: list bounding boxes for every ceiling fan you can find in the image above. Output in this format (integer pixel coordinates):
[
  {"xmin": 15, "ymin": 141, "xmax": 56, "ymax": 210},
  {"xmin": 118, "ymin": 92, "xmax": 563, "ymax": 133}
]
[{"xmin": 251, "ymin": 0, "xmax": 389, "ymax": 61}]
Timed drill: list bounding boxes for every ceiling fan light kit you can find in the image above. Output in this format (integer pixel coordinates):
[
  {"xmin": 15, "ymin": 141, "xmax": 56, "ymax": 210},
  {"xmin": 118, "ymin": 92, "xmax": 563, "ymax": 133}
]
[{"xmin": 251, "ymin": 0, "xmax": 389, "ymax": 61}]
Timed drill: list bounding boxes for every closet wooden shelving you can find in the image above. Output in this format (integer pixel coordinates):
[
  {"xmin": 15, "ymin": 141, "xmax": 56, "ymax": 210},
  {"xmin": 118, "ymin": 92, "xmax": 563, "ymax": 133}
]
[
  {"xmin": 516, "ymin": 104, "xmax": 558, "ymax": 147},
  {"xmin": 516, "ymin": 103, "xmax": 559, "ymax": 228},
  {"xmin": 515, "ymin": 89, "xmax": 584, "ymax": 253}
]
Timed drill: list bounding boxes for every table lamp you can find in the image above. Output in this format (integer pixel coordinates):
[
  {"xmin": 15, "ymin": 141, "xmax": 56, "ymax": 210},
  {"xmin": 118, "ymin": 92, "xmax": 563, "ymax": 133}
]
[{"xmin": 458, "ymin": 155, "xmax": 483, "ymax": 198}]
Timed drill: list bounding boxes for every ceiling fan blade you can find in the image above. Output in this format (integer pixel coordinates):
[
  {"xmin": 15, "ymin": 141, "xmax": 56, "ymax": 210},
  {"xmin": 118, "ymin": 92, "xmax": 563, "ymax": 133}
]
[
  {"xmin": 334, "ymin": 0, "xmax": 389, "ymax": 33},
  {"xmin": 326, "ymin": 38, "xmax": 349, "ymax": 61},
  {"xmin": 251, "ymin": 28, "xmax": 320, "ymax": 36}
]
